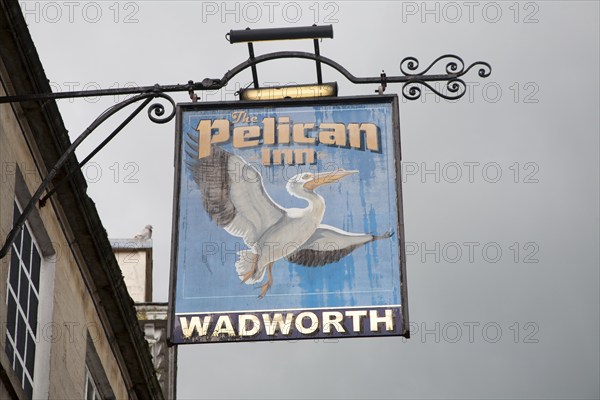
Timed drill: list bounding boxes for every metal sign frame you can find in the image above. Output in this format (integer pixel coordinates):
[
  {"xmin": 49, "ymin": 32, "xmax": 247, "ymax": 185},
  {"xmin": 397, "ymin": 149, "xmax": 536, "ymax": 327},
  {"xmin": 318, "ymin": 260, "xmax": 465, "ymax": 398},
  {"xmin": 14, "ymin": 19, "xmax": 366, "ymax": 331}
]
[{"xmin": 168, "ymin": 94, "xmax": 409, "ymax": 344}]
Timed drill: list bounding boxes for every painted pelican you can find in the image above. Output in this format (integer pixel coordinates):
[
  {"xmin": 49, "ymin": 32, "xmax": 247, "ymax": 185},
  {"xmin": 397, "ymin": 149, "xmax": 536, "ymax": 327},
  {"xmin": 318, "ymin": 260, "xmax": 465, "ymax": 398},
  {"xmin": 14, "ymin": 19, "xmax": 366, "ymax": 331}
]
[{"xmin": 186, "ymin": 143, "xmax": 392, "ymax": 298}]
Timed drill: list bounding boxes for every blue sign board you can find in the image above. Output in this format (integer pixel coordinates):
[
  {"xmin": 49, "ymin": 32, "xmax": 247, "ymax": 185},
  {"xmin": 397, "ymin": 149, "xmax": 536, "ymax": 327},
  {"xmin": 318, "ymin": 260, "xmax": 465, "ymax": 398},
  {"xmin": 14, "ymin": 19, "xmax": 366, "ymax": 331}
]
[{"xmin": 168, "ymin": 95, "xmax": 408, "ymax": 343}]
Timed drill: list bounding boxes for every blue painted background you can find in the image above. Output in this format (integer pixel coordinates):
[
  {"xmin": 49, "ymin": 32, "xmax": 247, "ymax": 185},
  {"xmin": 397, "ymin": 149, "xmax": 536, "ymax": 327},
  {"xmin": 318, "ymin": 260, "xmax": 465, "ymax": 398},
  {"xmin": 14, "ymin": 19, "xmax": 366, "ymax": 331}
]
[{"xmin": 175, "ymin": 101, "xmax": 402, "ymax": 313}]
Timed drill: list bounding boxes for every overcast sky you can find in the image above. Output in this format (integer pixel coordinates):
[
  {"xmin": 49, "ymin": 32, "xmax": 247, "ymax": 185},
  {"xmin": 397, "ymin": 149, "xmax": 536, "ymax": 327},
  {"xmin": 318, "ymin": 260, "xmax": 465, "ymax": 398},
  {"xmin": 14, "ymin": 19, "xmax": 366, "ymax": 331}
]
[{"xmin": 20, "ymin": 1, "xmax": 599, "ymax": 399}]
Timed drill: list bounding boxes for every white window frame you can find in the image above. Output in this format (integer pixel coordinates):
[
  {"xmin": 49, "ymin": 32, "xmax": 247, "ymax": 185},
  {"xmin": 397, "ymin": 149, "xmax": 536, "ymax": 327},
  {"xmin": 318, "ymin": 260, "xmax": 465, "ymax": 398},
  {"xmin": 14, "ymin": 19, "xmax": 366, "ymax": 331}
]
[
  {"xmin": 84, "ymin": 365, "xmax": 103, "ymax": 400},
  {"xmin": 5, "ymin": 198, "xmax": 55, "ymax": 399}
]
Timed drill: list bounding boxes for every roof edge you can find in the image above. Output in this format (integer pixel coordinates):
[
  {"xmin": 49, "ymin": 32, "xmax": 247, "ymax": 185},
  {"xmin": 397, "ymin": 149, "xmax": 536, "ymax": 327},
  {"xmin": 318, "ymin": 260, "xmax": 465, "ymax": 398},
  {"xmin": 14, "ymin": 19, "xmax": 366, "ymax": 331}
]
[{"xmin": 0, "ymin": 2, "xmax": 163, "ymax": 398}]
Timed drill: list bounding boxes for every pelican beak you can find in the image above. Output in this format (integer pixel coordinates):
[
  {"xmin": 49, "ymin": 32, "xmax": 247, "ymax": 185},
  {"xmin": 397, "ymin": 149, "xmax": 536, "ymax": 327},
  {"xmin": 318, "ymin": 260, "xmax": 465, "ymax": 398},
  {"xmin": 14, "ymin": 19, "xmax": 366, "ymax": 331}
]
[{"xmin": 304, "ymin": 169, "xmax": 358, "ymax": 191}]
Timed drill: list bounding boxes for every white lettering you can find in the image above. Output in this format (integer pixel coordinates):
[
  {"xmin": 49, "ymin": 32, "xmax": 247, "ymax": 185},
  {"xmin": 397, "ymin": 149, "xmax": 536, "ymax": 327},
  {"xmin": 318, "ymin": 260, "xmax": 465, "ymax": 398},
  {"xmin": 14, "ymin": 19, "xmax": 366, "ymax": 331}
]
[
  {"xmin": 369, "ymin": 309, "xmax": 394, "ymax": 332},
  {"xmin": 212, "ymin": 315, "xmax": 235, "ymax": 336},
  {"xmin": 180, "ymin": 316, "xmax": 211, "ymax": 338},
  {"xmin": 295, "ymin": 312, "xmax": 319, "ymax": 334},
  {"xmin": 262, "ymin": 313, "xmax": 293, "ymax": 335}
]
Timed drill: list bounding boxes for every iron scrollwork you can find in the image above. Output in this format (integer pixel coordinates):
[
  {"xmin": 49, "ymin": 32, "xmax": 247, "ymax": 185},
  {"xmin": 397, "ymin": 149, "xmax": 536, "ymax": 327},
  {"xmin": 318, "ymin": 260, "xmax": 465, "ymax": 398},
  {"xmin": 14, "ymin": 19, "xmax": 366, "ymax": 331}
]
[
  {"xmin": 147, "ymin": 90, "xmax": 177, "ymax": 124},
  {"xmin": 400, "ymin": 55, "xmax": 492, "ymax": 100}
]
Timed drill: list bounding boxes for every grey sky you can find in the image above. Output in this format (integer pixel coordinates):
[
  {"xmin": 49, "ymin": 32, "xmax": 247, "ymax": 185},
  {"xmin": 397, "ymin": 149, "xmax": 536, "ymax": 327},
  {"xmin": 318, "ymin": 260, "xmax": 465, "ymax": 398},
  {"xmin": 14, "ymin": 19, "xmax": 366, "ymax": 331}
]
[{"xmin": 21, "ymin": 1, "xmax": 599, "ymax": 399}]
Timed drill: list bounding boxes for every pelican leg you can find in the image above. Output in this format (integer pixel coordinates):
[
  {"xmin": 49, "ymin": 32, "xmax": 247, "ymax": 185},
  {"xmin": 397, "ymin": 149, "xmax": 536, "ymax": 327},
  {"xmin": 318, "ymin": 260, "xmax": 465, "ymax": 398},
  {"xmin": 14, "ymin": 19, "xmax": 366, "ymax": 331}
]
[
  {"xmin": 258, "ymin": 263, "xmax": 274, "ymax": 299},
  {"xmin": 241, "ymin": 253, "xmax": 259, "ymax": 283}
]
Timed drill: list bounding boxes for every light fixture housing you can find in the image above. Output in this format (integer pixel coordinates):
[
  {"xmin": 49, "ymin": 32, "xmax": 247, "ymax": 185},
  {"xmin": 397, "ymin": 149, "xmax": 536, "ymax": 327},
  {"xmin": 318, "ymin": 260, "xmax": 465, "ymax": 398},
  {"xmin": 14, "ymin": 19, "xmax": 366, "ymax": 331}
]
[
  {"xmin": 238, "ymin": 82, "xmax": 338, "ymax": 101},
  {"xmin": 228, "ymin": 25, "xmax": 333, "ymax": 44}
]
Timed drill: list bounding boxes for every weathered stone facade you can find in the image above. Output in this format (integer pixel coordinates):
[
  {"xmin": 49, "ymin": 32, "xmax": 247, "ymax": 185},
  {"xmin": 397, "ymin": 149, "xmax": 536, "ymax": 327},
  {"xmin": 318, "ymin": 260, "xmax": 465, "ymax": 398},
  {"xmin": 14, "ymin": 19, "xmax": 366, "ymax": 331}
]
[
  {"xmin": 0, "ymin": 1, "xmax": 164, "ymax": 398},
  {"xmin": 110, "ymin": 239, "xmax": 177, "ymax": 400}
]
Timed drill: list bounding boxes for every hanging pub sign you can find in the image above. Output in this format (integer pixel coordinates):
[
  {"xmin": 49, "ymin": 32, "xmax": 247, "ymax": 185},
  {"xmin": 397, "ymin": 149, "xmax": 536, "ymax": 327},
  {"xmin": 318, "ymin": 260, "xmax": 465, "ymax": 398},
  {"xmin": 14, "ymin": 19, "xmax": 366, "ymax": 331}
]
[{"xmin": 168, "ymin": 95, "xmax": 409, "ymax": 344}]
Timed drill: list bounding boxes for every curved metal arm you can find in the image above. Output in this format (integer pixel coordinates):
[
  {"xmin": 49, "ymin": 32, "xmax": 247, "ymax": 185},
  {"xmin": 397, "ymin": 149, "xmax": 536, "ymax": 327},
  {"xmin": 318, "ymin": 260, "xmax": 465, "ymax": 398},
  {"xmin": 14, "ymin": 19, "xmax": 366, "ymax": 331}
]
[
  {"xmin": 0, "ymin": 52, "xmax": 491, "ymax": 105},
  {"xmin": 0, "ymin": 51, "xmax": 491, "ymax": 260},
  {"xmin": 0, "ymin": 88, "xmax": 176, "ymax": 259},
  {"xmin": 221, "ymin": 51, "xmax": 490, "ymax": 87},
  {"xmin": 211, "ymin": 51, "xmax": 491, "ymax": 100}
]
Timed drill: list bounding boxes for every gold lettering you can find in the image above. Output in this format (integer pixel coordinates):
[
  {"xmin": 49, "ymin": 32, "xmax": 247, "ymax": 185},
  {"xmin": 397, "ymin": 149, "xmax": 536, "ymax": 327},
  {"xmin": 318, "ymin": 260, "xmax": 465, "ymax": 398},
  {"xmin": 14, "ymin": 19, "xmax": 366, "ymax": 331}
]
[
  {"xmin": 318, "ymin": 123, "xmax": 346, "ymax": 147},
  {"xmin": 231, "ymin": 111, "xmax": 257, "ymax": 124},
  {"xmin": 272, "ymin": 149, "xmax": 294, "ymax": 165},
  {"xmin": 232, "ymin": 126, "xmax": 261, "ymax": 148},
  {"xmin": 231, "ymin": 111, "xmax": 244, "ymax": 124},
  {"xmin": 292, "ymin": 123, "xmax": 316, "ymax": 144},
  {"xmin": 348, "ymin": 123, "xmax": 380, "ymax": 152},
  {"xmin": 263, "ymin": 117, "xmax": 275, "ymax": 145},
  {"xmin": 197, "ymin": 119, "xmax": 230, "ymax": 158},
  {"xmin": 277, "ymin": 117, "xmax": 290, "ymax": 144},
  {"xmin": 294, "ymin": 148, "xmax": 315, "ymax": 165},
  {"xmin": 262, "ymin": 148, "xmax": 315, "ymax": 165},
  {"xmin": 195, "ymin": 116, "xmax": 380, "ymax": 160},
  {"xmin": 261, "ymin": 148, "xmax": 272, "ymax": 165}
]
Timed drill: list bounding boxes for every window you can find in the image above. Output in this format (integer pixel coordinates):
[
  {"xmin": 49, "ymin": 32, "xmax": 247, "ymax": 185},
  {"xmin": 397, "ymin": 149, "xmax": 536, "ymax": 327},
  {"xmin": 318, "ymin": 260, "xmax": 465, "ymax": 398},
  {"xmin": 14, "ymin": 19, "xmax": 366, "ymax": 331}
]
[
  {"xmin": 85, "ymin": 366, "xmax": 103, "ymax": 400},
  {"xmin": 5, "ymin": 200, "xmax": 41, "ymax": 399},
  {"xmin": 84, "ymin": 333, "xmax": 115, "ymax": 400}
]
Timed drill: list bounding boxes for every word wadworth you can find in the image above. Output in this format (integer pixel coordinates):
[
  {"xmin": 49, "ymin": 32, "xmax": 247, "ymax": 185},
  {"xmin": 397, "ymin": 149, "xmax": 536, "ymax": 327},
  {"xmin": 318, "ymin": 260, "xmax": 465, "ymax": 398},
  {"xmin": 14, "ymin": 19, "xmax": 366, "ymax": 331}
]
[{"xmin": 0, "ymin": 14, "xmax": 491, "ymax": 399}]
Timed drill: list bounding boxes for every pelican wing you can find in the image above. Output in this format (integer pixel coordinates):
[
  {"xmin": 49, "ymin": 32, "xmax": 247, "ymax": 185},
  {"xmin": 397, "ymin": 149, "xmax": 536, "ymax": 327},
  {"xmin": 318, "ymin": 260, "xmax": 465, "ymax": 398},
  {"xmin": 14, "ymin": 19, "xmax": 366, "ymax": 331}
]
[
  {"xmin": 185, "ymin": 139, "xmax": 285, "ymax": 246},
  {"xmin": 286, "ymin": 224, "xmax": 391, "ymax": 267}
]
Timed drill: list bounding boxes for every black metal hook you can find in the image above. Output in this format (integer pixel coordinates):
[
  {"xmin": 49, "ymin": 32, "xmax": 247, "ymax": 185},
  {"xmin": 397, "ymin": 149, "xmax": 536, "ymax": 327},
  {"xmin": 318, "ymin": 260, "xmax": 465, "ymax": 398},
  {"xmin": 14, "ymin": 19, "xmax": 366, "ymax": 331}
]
[{"xmin": 376, "ymin": 71, "xmax": 388, "ymax": 94}]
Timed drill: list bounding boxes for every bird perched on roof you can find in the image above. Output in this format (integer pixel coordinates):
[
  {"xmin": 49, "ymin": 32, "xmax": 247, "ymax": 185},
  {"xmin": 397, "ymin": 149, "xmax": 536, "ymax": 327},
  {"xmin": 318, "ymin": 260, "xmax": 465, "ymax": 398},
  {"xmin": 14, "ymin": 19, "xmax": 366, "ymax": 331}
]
[
  {"xmin": 186, "ymin": 143, "xmax": 392, "ymax": 298},
  {"xmin": 134, "ymin": 225, "xmax": 153, "ymax": 240}
]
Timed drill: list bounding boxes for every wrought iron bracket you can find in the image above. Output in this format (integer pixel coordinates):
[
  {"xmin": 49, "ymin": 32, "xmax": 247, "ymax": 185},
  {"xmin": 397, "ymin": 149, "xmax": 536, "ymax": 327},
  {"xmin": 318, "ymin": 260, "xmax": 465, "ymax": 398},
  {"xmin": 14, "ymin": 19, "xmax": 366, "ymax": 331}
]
[
  {"xmin": 0, "ymin": 88, "xmax": 175, "ymax": 259},
  {"xmin": 0, "ymin": 27, "xmax": 491, "ymax": 260},
  {"xmin": 0, "ymin": 52, "xmax": 491, "ymax": 105}
]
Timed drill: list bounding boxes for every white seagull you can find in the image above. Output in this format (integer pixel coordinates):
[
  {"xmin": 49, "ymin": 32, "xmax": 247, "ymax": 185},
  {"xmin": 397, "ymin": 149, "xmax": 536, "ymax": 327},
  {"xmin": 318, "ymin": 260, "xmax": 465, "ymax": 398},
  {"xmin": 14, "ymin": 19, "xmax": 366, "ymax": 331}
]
[
  {"xmin": 186, "ymin": 143, "xmax": 392, "ymax": 298},
  {"xmin": 134, "ymin": 225, "xmax": 153, "ymax": 240}
]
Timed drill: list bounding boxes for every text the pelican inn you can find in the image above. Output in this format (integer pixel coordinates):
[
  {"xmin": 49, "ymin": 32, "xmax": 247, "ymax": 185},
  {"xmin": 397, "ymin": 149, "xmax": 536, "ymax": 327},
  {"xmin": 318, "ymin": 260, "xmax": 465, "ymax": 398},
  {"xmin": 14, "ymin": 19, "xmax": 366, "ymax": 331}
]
[
  {"xmin": 195, "ymin": 110, "xmax": 381, "ymax": 166},
  {"xmin": 169, "ymin": 96, "xmax": 409, "ymax": 343}
]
